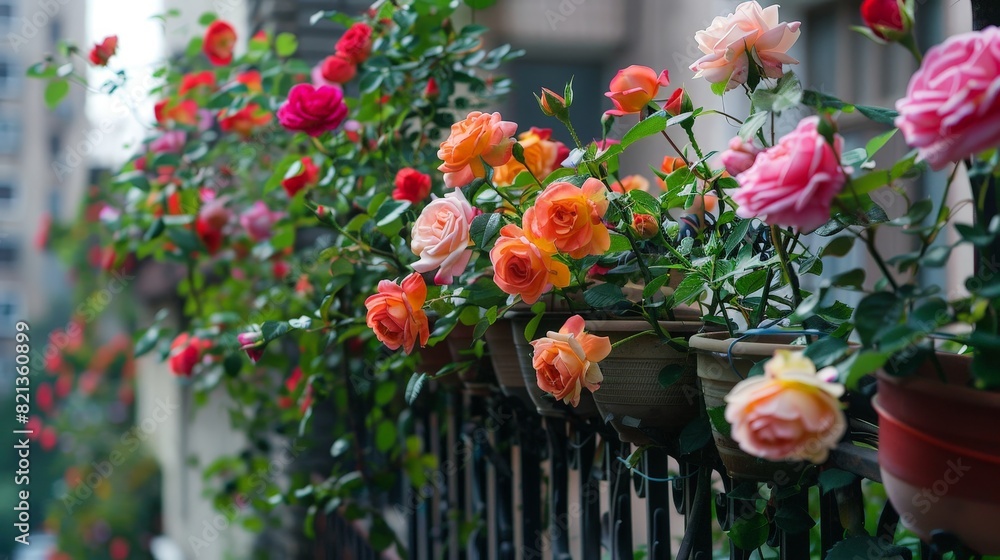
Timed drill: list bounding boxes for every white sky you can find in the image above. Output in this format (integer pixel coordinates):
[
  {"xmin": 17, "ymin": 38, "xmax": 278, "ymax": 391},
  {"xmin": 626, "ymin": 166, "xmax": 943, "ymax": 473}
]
[{"xmin": 85, "ymin": 0, "xmax": 165, "ymax": 167}]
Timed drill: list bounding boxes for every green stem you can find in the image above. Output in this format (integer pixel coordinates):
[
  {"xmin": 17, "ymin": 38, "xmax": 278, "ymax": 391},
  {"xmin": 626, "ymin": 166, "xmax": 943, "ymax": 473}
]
[
  {"xmin": 611, "ymin": 329, "xmax": 655, "ymax": 350},
  {"xmin": 863, "ymin": 228, "xmax": 900, "ymax": 292},
  {"xmin": 770, "ymin": 225, "xmax": 803, "ymax": 309},
  {"xmin": 899, "ymin": 33, "xmax": 923, "ymax": 64}
]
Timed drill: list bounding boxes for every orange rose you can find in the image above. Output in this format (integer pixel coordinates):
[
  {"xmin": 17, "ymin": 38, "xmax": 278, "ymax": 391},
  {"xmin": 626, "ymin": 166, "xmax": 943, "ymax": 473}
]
[
  {"xmin": 218, "ymin": 103, "xmax": 272, "ymax": 138},
  {"xmin": 610, "ymin": 174, "xmax": 651, "ymax": 194},
  {"xmin": 523, "ymin": 178, "xmax": 611, "ymax": 259},
  {"xmin": 437, "ymin": 111, "xmax": 518, "ymax": 188},
  {"xmin": 605, "ymin": 65, "xmax": 670, "ymax": 116},
  {"xmin": 365, "ymin": 273, "xmax": 430, "ymax": 354},
  {"xmin": 725, "ymin": 350, "xmax": 846, "ymax": 463},
  {"xmin": 530, "ymin": 315, "xmax": 611, "ymax": 407},
  {"xmin": 490, "ymin": 224, "xmax": 570, "ymax": 305},
  {"xmin": 235, "ymin": 70, "xmax": 263, "ymax": 93},
  {"xmin": 492, "ymin": 127, "xmax": 565, "ymax": 187},
  {"xmin": 155, "ymin": 99, "xmax": 198, "ymax": 127}
]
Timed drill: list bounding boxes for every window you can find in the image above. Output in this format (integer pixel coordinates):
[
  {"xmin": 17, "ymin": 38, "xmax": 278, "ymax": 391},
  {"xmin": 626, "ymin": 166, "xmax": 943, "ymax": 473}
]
[
  {"xmin": 0, "ymin": 57, "xmax": 19, "ymax": 97},
  {"xmin": 0, "ymin": 238, "xmax": 19, "ymax": 268},
  {"xmin": 0, "ymin": 181, "xmax": 15, "ymax": 213},
  {"xmin": 0, "ymin": 291, "xmax": 20, "ymax": 336},
  {"xmin": 0, "ymin": 1, "xmax": 13, "ymax": 30},
  {"xmin": 0, "ymin": 118, "xmax": 20, "ymax": 154}
]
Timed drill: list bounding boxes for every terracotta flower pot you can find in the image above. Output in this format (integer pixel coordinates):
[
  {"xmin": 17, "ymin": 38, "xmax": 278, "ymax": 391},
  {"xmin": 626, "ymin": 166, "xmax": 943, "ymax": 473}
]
[
  {"xmin": 510, "ymin": 314, "xmax": 600, "ymax": 419},
  {"xmin": 689, "ymin": 331, "xmax": 807, "ymax": 481},
  {"xmin": 584, "ymin": 320, "xmax": 703, "ymax": 445},
  {"xmin": 875, "ymin": 354, "xmax": 1000, "ymax": 554}
]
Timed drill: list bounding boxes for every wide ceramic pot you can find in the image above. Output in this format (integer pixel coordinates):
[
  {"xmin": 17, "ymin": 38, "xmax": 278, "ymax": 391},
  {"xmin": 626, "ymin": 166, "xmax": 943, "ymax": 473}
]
[
  {"xmin": 484, "ymin": 317, "xmax": 533, "ymax": 406},
  {"xmin": 875, "ymin": 353, "xmax": 1000, "ymax": 554},
  {"xmin": 585, "ymin": 320, "xmax": 703, "ymax": 446},
  {"xmin": 510, "ymin": 314, "xmax": 600, "ymax": 419},
  {"xmin": 689, "ymin": 331, "xmax": 808, "ymax": 481}
]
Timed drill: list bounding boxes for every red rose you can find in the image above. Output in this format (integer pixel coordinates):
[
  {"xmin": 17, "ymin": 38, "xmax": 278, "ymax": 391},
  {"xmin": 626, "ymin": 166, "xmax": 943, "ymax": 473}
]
[
  {"xmin": 424, "ymin": 78, "xmax": 440, "ymax": 98},
  {"xmin": 178, "ymin": 70, "xmax": 217, "ymax": 95},
  {"xmin": 320, "ymin": 53, "xmax": 357, "ymax": 84},
  {"xmin": 282, "ymin": 156, "xmax": 319, "ymax": 197},
  {"xmin": 272, "ymin": 260, "xmax": 291, "ymax": 279},
  {"xmin": 203, "ymin": 20, "xmax": 237, "ymax": 66},
  {"xmin": 89, "ymin": 35, "xmax": 118, "ymax": 66},
  {"xmin": 392, "ymin": 168, "xmax": 432, "ymax": 203},
  {"xmin": 195, "ymin": 199, "xmax": 231, "ymax": 254},
  {"xmin": 861, "ymin": 0, "xmax": 909, "ymax": 41},
  {"xmin": 218, "ymin": 103, "xmax": 272, "ymax": 138},
  {"xmin": 168, "ymin": 333, "xmax": 210, "ymax": 377},
  {"xmin": 277, "ymin": 84, "xmax": 349, "ymax": 137},
  {"xmin": 335, "ymin": 23, "xmax": 373, "ymax": 64},
  {"xmin": 235, "ymin": 70, "xmax": 263, "ymax": 93},
  {"xmin": 155, "ymin": 99, "xmax": 198, "ymax": 127}
]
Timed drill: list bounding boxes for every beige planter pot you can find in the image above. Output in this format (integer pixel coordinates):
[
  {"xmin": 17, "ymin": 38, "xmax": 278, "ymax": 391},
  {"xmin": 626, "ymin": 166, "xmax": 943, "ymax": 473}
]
[
  {"xmin": 586, "ymin": 320, "xmax": 703, "ymax": 446},
  {"xmin": 689, "ymin": 331, "xmax": 808, "ymax": 481}
]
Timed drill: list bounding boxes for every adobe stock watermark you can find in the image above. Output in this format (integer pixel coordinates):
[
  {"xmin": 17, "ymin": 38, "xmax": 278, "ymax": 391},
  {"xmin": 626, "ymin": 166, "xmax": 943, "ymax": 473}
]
[
  {"xmin": 5, "ymin": 0, "xmax": 72, "ymax": 53},
  {"xmin": 60, "ymin": 396, "xmax": 180, "ymax": 513}
]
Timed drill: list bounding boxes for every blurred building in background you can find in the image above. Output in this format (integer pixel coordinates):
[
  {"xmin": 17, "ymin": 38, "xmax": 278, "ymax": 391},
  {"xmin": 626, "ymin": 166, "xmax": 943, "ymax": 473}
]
[{"xmin": 0, "ymin": 0, "xmax": 87, "ymax": 391}]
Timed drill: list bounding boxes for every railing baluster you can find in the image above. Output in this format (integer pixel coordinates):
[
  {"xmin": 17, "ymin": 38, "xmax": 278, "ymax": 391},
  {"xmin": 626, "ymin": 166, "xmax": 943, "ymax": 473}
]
[
  {"xmin": 644, "ymin": 447, "xmax": 672, "ymax": 560},
  {"xmin": 492, "ymin": 398, "xmax": 516, "ymax": 560},
  {"xmin": 466, "ymin": 393, "xmax": 489, "ymax": 559},
  {"xmin": 607, "ymin": 435, "xmax": 633, "ymax": 560},
  {"xmin": 576, "ymin": 425, "xmax": 602, "ymax": 560},
  {"xmin": 546, "ymin": 417, "xmax": 572, "ymax": 560},
  {"xmin": 820, "ymin": 484, "xmax": 845, "ymax": 554},
  {"xmin": 448, "ymin": 390, "xmax": 467, "ymax": 560},
  {"xmin": 778, "ymin": 487, "xmax": 810, "ymax": 560},
  {"xmin": 518, "ymin": 409, "xmax": 544, "ymax": 558}
]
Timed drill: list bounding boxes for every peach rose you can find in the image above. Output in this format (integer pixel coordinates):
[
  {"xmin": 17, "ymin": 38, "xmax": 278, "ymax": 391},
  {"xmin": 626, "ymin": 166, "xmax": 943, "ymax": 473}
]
[
  {"xmin": 690, "ymin": 1, "xmax": 801, "ymax": 90},
  {"xmin": 437, "ymin": 111, "xmax": 518, "ymax": 188},
  {"xmin": 410, "ymin": 191, "xmax": 478, "ymax": 285},
  {"xmin": 530, "ymin": 315, "xmax": 611, "ymax": 407},
  {"xmin": 492, "ymin": 127, "xmax": 565, "ymax": 187},
  {"xmin": 605, "ymin": 65, "xmax": 670, "ymax": 116},
  {"xmin": 725, "ymin": 350, "xmax": 846, "ymax": 463},
  {"xmin": 523, "ymin": 178, "xmax": 611, "ymax": 259},
  {"xmin": 611, "ymin": 175, "xmax": 651, "ymax": 194},
  {"xmin": 490, "ymin": 224, "xmax": 571, "ymax": 305},
  {"xmin": 364, "ymin": 273, "xmax": 430, "ymax": 354}
]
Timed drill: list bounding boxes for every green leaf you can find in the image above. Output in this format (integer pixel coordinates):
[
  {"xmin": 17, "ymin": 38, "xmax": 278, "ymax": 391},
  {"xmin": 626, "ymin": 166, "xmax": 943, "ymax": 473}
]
[
  {"xmin": 818, "ymin": 468, "xmax": 857, "ymax": 493},
  {"xmin": 828, "ymin": 268, "xmax": 865, "ymax": 289},
  {"xmin": 44, "ymin": 79, "xmax": 70, "ymax": 109},
  {"xmin": 750, "ymin": 72, "xmax": 802, "ymax": 114},
  {"xmin": 672, "ymin": 274, "xmax": 705, "ymax": 305},
  {"xmin": 627, "ymin": 189, "xmax": 661, "ymax": 217},
  {"xmin": 855, "ymin": 292, "xmax": 902, "ymax": 346},
  {"xmin": 275, "ymin": 32, "xmax": 298, "ymax": 57},
  {"xmin": 643, "ymin": 274, "xmax": 670, "ymax": 299},
  {"xmin": 375, "ymin": 420, "xmax": 397, "ymax": 453},
  {"xmin": 608, "ymin": 233, "xmax": 631, "ymax": 252},
  {"xmin": 888, "ymin": 199, "xmax": 933, "ymax": 226},
  {"xmin": 464, "ymin": 0, "xmax": 497, "ymax": 7},
  {"xmin": 734, "ymin": 269, "xmax": 768, "ymax": 296},
  {"xmin": 825, "ymin": 536, "xmax": 911, "ymax": 559},
  {"xmin": 621, "ymin": 110, "xmax": 667, "ymax": 149},
  {"xmin": 198, "ymin": 12, "xmax": 217, "ymax": 25},
  {"xmin": 134, "ymin": 326, "xmax": 161, "ymax": 358},
  {"xmin": 822, "ymin": 236, "xmax": 855, "ymax": 258},
  {"xmin": 679, "ymin": 416, "xmax": 712, "ymax": 454},
  {"xmin": 584, "ymin": 283, "xmax": 626, "ymax": 308},
  {"xmin": 738, "ymin": 111, "xmax": 769, "ymax": 142},
  {"xmin": 956, "ymin": 223, "xmax": 996, "ymax": 247},
  {"xmin": 470, "ymin": 212, "xmax": 502, "ymax": 249},
  {"xmin": 405, "ymin": 372, "xmax": 427, "ymax": 405},
  {"xmin": 707, "ymin": 406, "xmax": 731, "ymax": 438},
  {"xmin": 143, "ymin": 218, "xmax": 165, "ymax": 242},
  {"xmin": 261, "ymin": 321, "xmax": 290, "ymax": 343},
  {"xmin": 865, "ymin": 129, "xmax": 898, "ymax": 160},
  {"xmin": 856, "ymin": 104, "xmax": 899, "ymax": 125},
  {"xmin": 374, "ymin": 199, "xmax": 411, "ymax": 227},
  {"xmin": 727, "ymin": 512, "xmax": 770, "ymax": 550},
  {"xmin": 657, "ymin": 364, "xmax": 685, "ymax": 388},
  {"xmin": 774, "ymin": 503, "xmax": 815, "ymax": 534},
  {"xmin": 920, "ymin": 245, "xmax": 951, "ymax": 268},
  {"xmin": 803, "ymin": 337, "xmax": 849, "ymax": 368}
]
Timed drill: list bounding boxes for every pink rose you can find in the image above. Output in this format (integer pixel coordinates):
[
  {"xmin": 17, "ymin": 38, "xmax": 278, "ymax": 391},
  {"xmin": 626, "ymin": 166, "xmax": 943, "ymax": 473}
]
[
  {"xmin": 725, "ymin": 350, "xmax": 846, "ymax": 463},
  {"xmin": 277, "ymin": 83, "xmax": 349, "ymax": 137},
  {"xmin": 149, "ymin": 130, "xmax": 186, "ymax": 153},
  {"xmin": 691, "ymin": 1, "xmax": 801, "ymax": 90},
  {"xmin": 719, "ymin": 136, "xmax": 762, "ymax": 176},
  {"xmin": 410, "ymin": 191, "xmax": 477, "ymax": 285},
  {"xmin": 733, "ymin": 117, "xmax": 847, "ymax": 233},
  {"xmin": 895, "ymin": 27, "xmax": 1000, "ymax": 170},
  {"xmin": 237, "ymin": 332, "xmax": 264, "ymax": 363},
  {"xmin": 239, "ymin": 201, "xmax": 284, "ymax": 242}
]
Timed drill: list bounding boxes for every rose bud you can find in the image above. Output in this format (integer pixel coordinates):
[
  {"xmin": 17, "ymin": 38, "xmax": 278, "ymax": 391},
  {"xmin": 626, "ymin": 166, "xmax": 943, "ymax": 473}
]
[
  {"xmin": 665, "ymin": 87, "xmax": 693, "ymax": 117},
  {"xmin": 861, "ymin": 0, "xmax": 912, "ymax": 42},
  {"xmin": 536, "ymin": 87, "xmax": 567, "ymax": 118},
  {"xmin": 89, "ymin": 35, "xmax": 118, "ymax": 67},
  {"xmin": 424, "ymin": 78, "xmax": 440, "ymax": 99},
  {"xmin": 237, "ymin": 331, "xmax": 265, "ymax": 363},
  {"xmin": 631, "ymin": 213, "xmax": 660, "ymax": 239}
]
